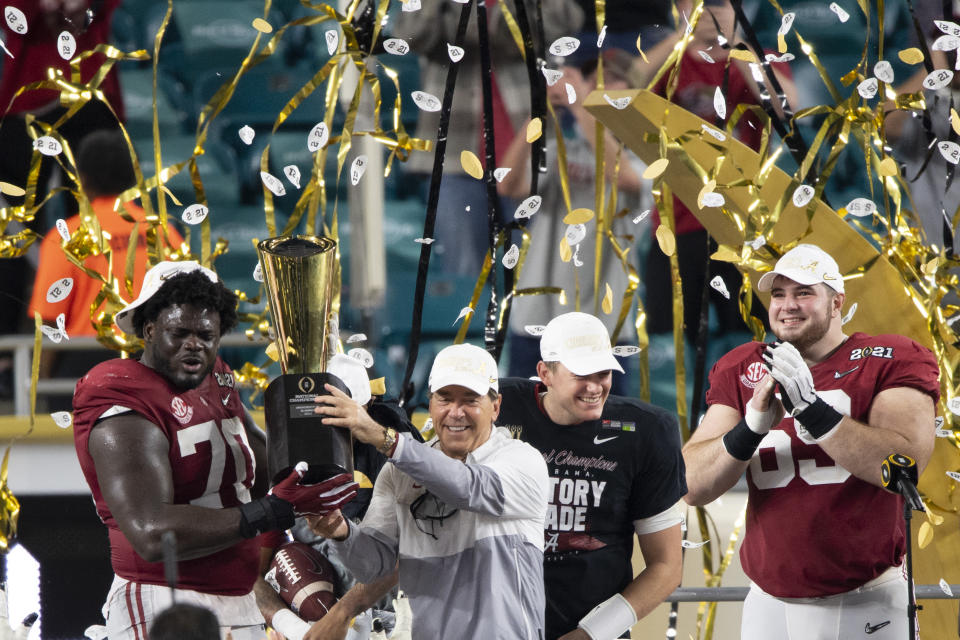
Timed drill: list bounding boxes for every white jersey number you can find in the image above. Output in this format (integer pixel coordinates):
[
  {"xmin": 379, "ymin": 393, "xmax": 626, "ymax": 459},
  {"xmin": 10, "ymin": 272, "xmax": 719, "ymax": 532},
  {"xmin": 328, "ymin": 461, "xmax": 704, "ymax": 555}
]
[
  {"xmin": 177, "ymin": 416, "xmax": 254, "ymax": 507},
  {"xmin": 749, "ymin": 390, "xmax": 852, "ymax": 489}
]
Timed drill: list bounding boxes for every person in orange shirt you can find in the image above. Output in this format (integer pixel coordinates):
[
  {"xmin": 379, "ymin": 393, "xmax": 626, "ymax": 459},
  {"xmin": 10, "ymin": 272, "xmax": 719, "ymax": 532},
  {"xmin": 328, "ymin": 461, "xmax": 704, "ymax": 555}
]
[{"xmin": 28, "ymin": 129, "xmax": 183, "ymax": 387}]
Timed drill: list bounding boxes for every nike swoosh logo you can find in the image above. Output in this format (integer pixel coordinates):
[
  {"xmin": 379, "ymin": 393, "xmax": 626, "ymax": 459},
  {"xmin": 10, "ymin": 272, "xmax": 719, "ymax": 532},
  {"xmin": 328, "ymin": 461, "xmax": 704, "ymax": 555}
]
[
  {"xmin": 593, "ymin": 435, "xmax": 618, "ymax": 445},
  {"xmin": 221, "ymin": 394, "xmax": 231, "ymax": 405},
  {"xmin": 865, "ymin": 621, "xmax": 891, "ymax": 634},
  {"xmin": 834, "ymin": 366, "xmax": 860, "ymax": 379}
]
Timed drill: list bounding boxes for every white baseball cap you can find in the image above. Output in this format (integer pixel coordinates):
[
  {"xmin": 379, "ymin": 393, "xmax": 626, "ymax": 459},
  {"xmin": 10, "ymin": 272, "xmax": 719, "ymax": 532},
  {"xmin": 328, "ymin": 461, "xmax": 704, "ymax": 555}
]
[
  {"xmin": 115, "ymin": 260, "xmax": 220, "ymax": 334},
  {"xmin": 540, "ymin": 312, "xmax": 624, "ymax": 375},
  {"xmin": 327, "ymin": 353, "xmax": 371, "ymax": 406},
  {"xmin": 428, "ymin": 343, "xmax": 499, "ymax": 396},
  {"xmin": 757, "ymin": 244, "xmax": 844, "ymax": 293}
]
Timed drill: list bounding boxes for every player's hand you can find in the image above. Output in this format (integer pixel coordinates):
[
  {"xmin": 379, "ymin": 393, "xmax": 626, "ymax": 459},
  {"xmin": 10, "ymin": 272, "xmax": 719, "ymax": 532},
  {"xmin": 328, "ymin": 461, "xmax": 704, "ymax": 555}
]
[
  {"xmin": 763, "ymin": 342, "xmax": 817, "ymax": 415},
  {"xmin": 315, "ymin": 384, "xmax": 383, "ymax": 447},
  {"xmin": 744, "ymin": 373, "xmax": 783, "ymax": 434},
  {"xmin": 270, "ymin": 466, "xmax": 359, "ymax": 516},
  {"xmin": 305, "ymin": 509, "xmax": 349, "ymax": 541}
]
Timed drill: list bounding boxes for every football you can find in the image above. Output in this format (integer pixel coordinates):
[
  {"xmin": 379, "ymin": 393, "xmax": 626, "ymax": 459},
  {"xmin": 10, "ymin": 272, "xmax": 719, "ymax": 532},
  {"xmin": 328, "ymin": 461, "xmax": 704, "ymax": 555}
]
[{"xmin": 266, "ymin": 541, "xmax": 340, "ymax": 622}]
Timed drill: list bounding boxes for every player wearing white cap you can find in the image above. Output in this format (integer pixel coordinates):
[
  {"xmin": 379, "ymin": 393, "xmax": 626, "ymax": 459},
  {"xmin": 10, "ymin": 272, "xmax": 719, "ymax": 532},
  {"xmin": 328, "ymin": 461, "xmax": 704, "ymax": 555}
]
[
  {"xmin": 683, "ymin": 244, "xmax": 940, "ymax": 639},
  {"xmin": 497, "ymin": 311, "xmax": 687, "ymax": 640},
  {"xmin": 309, "ymin": 343, "xmax": 550, "ymax": 640}
]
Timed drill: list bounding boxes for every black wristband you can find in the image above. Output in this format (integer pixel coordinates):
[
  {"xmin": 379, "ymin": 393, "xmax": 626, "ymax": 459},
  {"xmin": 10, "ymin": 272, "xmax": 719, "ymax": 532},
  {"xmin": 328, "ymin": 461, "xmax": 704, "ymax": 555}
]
[
  {"xmin": 238, "ymin": 495, "xmax": 296, "ymax": 539},
  {"xmin": 722, "ymin": 419, "xmax": 766, "ymax": 461},
  {"xmin": 793, "ymin": 397, "xmax": 843, "ymax": 439}
]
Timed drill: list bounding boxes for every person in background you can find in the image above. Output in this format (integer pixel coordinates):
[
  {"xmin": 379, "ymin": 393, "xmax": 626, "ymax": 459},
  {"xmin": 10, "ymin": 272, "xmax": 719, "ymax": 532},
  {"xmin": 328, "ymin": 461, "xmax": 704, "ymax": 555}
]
[{"xmin": 149, "ymin": 603, "xmax": 221, "ymax": 640}]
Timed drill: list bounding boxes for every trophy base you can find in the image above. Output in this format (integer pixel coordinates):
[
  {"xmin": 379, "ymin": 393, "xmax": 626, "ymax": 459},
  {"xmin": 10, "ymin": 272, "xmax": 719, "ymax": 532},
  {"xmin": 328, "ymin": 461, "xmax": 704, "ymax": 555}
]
[{"xmin": 265, "ymin": 372, "xmax": 354, "ymax": 486}]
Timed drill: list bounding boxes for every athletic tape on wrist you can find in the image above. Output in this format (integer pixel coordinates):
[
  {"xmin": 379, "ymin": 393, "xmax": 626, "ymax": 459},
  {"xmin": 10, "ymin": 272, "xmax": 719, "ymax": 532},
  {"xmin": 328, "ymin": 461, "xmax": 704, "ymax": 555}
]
[
  {"xmin": 238, "ymin": 495, "xmax": 295, "ymax": 538},
  {"xmin": 793, "ymin": 397, "xmax": 843, "ymax": 440},
  {"xmin": 744, "ymin": 403, "xmax": 774, "ymax": 434},
  {"xmin": 578, "ymin": 593, "xmax": 637, "ymax": 640},
  {"xmin": 722, "ymin": 418, "xmax": 766, "ymax": 461},
  {"xmin": 271, "ymin": 609, "xmax": 311, "ymax": 640}
]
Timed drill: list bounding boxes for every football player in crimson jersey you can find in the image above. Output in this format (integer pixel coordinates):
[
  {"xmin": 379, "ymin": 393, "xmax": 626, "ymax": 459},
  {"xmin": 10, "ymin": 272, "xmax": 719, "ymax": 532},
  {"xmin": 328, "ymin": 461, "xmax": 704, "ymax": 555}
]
[
  {"xmin": 72, "ymin": 261, "xmax": 357, "ymax": 640},
  {"xmin": 497, "ymin": 312, "xmax": 687, "ymax": 640},
  {"xmin": 683, "ymin": 244, "xmax": 940, "ymax": 640}
]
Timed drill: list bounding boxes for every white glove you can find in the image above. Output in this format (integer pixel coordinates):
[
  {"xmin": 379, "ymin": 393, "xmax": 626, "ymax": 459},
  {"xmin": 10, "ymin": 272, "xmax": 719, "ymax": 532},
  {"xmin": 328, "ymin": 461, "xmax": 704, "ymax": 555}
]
[{"xmin": 763, "ymin": 342, "xmax": 817, "ymax": 415}]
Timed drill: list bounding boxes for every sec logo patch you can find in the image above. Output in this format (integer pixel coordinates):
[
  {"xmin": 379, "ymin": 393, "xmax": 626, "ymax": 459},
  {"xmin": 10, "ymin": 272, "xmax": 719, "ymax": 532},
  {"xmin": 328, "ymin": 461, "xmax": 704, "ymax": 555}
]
[
  {"xmin": 171, "ymin": 396, "xmax": 194, "ymax": 424},
  {"xmin": 739, "ymin": 361, "xmax": 766, "ymax": 389}
]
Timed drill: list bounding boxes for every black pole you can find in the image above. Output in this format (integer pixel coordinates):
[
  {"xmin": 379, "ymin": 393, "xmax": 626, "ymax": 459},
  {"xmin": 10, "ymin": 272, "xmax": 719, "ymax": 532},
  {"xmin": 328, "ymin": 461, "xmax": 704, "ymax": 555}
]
[{"xmin": 904, "ymin": 501, "xmax": 919, "ymax": 640}]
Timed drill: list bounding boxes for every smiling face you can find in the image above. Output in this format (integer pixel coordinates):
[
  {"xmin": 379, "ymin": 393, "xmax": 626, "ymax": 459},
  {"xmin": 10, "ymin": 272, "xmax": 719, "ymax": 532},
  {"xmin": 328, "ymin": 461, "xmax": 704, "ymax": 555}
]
[
  {"xmin": 537, "ymin": 361, "xmax": 612, "ymax": 425},
  {"xmin": 429, "ymin": 385, "xmax": 500, "ymax": 461},
  {"xmin": 768, "ymin": 276, "xmax": 843, "ymax": 353},
  {"xmin": 141, "ymin": 304, "xmax": 221, "ymax": 390}
]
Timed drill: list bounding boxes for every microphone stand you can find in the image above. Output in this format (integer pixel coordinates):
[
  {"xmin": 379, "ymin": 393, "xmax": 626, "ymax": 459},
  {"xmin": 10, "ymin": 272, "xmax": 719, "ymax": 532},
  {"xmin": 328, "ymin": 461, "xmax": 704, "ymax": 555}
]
[
  {"xmin": 902, "ymin": 500, "xmax": 920, "ymax": 640},
  {"xmin": 882, "ymin": 454, "xmax": 924, "ymax": 640}
]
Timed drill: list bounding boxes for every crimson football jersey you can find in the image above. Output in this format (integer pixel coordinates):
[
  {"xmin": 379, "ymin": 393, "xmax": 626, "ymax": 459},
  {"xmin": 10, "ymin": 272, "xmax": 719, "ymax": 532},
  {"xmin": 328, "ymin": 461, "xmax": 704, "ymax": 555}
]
[
  {"xmin": 706, "ymin": 333, "xmax": 939, "ymax": 597},
  {"xmin": 498, "ymin": 378, "xmax": 687, "ymax": 640},
  {"xmin": 73, "ymin": 357, "xmax": 262, "ymax": 595}
]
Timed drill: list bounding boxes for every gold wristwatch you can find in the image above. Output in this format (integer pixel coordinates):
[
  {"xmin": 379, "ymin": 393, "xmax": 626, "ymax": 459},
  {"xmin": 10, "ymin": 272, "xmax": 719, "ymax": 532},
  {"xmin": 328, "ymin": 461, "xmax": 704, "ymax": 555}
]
[{"xmin": 379, "ymin": 427, "xmax": 398, "ymax": 455}]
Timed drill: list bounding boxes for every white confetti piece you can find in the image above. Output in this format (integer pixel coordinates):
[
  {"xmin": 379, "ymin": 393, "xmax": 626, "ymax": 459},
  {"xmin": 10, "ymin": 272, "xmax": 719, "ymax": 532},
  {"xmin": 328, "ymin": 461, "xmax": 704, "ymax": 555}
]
[
  {"xmin": 4, "ymin": 6, "xmax": 27, "ymax": 34},
  {"xmin": 548, "ymin": 36, "xmax": 580, "ymax": 57},
  {"xmin": 524, "ymin": 325, "xmax": 546, "ymax": 336},
  {"xmin": 447, "ymin": 43, "xmax": 464, "ymax": 62},
  {"xmin": 936, "ymin": 427, "xmax": 953, "ymax": 438},
  {"xmin": 412, "ymin": 90, "xmax": 442, "ymax": 112},
  {"xmin": 717, "ymin": 34, "xmax": 728, "ymax": 47},
  {"xmin": 493, "ymin": 167, "xmax": 511, "ymax": 183},
  {"xmin": 940, "ymin": 579, "xmax": 954, "ymax": 597},
  {"xmin": 681, "ymin": 539, "xmax": 709, "ymax": 549},
  {"xmin": 935, "ymin": 20, "xmax": 960, "ymax": 37},
  {"xmin": 566, "ymin": 83, "xmax": 577, "ymax": 104},
  {"xmin": 308, "ymin": 122, "xmax": 329, "ymax": 152},
  {"xmin": 283, "ymin": 165, "xmax": 301, "ymax": 189},
  {"xmin": 777, "ymin": 12, "xmax": 795, "ymax": 36},
  {"xmin": 874, "ymin": 60, "xmax": 894, "ymax": 84},
  {"xmin": 325, "ymin": 29, "xmax": 339, "ymax": 55},
  {"xmin": 238, "ymin": 125, "xmax": 255, "ymax": 145},
  {"xmin": 55, "ymin": 218, "xmax": 69, "ymax": 241},
  {"xmin": 612, "ymin": 345, "xmax": 641, "ymax": 357},
  {"xmin": 949, "ymin": 397, "xmax": 960, "ymax": 416},
  {"xmin": 938, "ymin": 140, "xmax": 960, "ymax": 164},
  {"xmin": 710, "ymin": 275, "xmax": 730, "ymax": 299},
  {"xmin": 597, "ymin": 24, "xmax": 607, "ymax": 48},
  {"xmin": 701, "ymin": 192, "xmax": 725, "ymax": 208},
  {"xmin": 181, "ymin": 204, "xmax": 209, "ymax": 225},
  {"xmin": 857, "ymin": 77, "xmax": 878, "ymax": 99},
  {"xmin": 0, "ymin": 36, "xmax": 13, "ymax": 58},
  {"xmin": 542, "ymin": 68, "xmax": 562, "ymax": 86},
  {"xmin": 923, "ymin": 68, "xmax": 954, "ymax": 91},
  {"xmin": 451, "ymin": 0, "xmax": 469, "ymax": 3},
  {"xmin": 55, "ymin": 313, "xmax": 68, "ymax": 339},
  {"xmin": 565, "ymin": 223, "xmax": 586, "ymax": 246},
  {"xmin": 253, "ymin": 263, "xmax": 264, "ymax": 283},
  {"xmin": 603, "ymin": 94, "xmax": 631, "ymax": 110},
  {"xmin": 701, "ymin": 124, "xmax": 727, "ymax": 141},
  {"xmin": 936, "ymin": 416, "xmax": 944, "ymax": 429},
  {"xmin": 45, "ymin": 277, "xmax": 73, "ymax": 303},
  {"xmin": 402, "ymin": 0, "xmax": 421, "ymax": 11},
  {"xmin": 747, "ymin": 235, "xmax": 766, "ymax": 250},
  {"xmin": 414, "ymin": 237, "xmax": 434, "ymax": 244},
  {"xmin": 454, "ymin": 307, "xmax": 473, "ymax": 324},
  {"xmin": 33, "ymin": 136, "xmax": 62, "ymax": 157},
  {"xmin": 348, "ymin": 347, "xmax": 374, "ymax": 368},
  {"xmin": 350, "ymin": 155, "xmax": 368, "ymax": 185},
  {"xmin": 829, "ymin": 3, "xmax": 849, "ymax": 22},
  {"xmin": 50, "ymin": 411, "xmax": 72, "ymax": 429},
  {"xmin": 57, "ymin": 30, "xmax": 76, "ymax": 60},
  {"xmin": 347, "ymin": 333, "xmax": 367, "ymax": 344},
  {"xmin": 765, "ymin": 52, "xmax": 795, "ymax": 63},
  {"xmin": 260, "ymin": 171, "xmax": 286, "ymax": 196},
  {"xmin": 844, "ymin": 197, "xmax": 877, "ymax": 217},
  {"xmin": 713, "ymin": 86, "xmax": 726, "ymax": 119},
  {"xmin": 933, "ymin": 35, "xmax": 960, "ymax": 51},
  {"xmin": 698, "ymin": 50, "xmax": 715, "ymax": 64},
  {"xmin": 383, "ymin": 37, "xmax": 410, "ymax": 55},
  {"xmin": 514, "ymin": 195, "xmax": 542, "ymax": 219},
  {"xmin": 40, "ymin": 325, "xmax": 64, "ymax": 343},
  {"xmin": 502, "ymin": 244, "xmax": 519, "ymax": 269},
  {"xmin": 947, "ymin": 470, "xmax": 960, "ymax": 482},
  {"xmin": 572, "ymin": 243, "xmax": 583, "ymax": 267},
  {"xmin": 840, "ymin": 301, "xmax": 858, "ymax": 325},
  {"xmin": 632, "ymin": 210, "xmax": 650, "ymax": 224},
  {"xmin": 792, "ymin": 184, "xmax": 815, "ymax": 207}
]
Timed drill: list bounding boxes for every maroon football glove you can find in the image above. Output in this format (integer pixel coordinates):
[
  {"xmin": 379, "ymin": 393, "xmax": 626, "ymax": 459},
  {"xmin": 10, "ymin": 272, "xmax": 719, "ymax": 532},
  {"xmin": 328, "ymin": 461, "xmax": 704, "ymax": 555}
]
[{"xmin": 270, "ymin": 464, "xmax": 359, "ymax": 516}]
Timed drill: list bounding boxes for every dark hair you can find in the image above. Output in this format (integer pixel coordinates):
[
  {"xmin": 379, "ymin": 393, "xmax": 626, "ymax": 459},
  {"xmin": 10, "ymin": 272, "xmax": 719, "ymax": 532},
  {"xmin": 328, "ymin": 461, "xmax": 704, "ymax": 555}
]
[
  {"xmin": 149, "ymin": 603, "xmax": 220, "ymax": 640},
  {"xmin": 77, "ymin": 129, "xmax": 137, "ymax": 196},
  {"xmin": 132, "ymin": 271, "xmax": 238, "ymax": 338}
]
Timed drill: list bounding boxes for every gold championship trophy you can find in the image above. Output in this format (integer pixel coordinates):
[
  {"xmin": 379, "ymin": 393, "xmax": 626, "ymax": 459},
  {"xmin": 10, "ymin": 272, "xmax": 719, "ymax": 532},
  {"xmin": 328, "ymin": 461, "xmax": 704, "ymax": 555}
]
[{"xmin": 258, "ymin": 236, "xmax": 353, "ymax": 484}]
